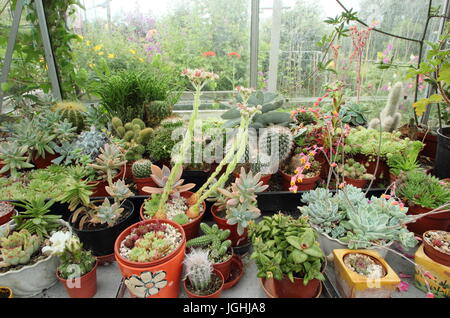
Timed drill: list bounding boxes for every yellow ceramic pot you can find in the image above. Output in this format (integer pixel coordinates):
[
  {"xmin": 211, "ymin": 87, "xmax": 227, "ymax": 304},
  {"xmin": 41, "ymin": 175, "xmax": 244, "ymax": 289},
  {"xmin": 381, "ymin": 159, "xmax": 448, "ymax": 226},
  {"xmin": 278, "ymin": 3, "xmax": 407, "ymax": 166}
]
[{"xmin": 0, "ymin": 286, "xmax": 13, "ymax": 298}]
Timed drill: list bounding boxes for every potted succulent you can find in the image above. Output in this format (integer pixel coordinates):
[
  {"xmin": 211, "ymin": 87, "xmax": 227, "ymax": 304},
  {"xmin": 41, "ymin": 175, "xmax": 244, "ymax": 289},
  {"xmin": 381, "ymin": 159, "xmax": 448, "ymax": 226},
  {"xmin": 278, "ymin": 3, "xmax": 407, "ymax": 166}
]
[
  {"xmin": 396, "ymin": 170, "xmax": 450, "ymax": 235},
  {"xmin": 422, "ymin": 230, "xmax": 450, "ymax": 267},
  {"xmin": 183, "ymin": 248, "xmax": 225, "ymax": 298},
  {"xmin": 44, "ymin": 231, "xmax": 98, "ymax": 298},
  {"xmin": 250, "ymin": 213, "xmax": 326, "ymax": 298},
  {"xmin": 386, "ymin": 141, "xmax": 423, "ymax": 184},
  {"xmin": 0, "ymin": 142, "xmax": 34, "ymax": 179},
  {"xmin": 280, "ymin": 152, "xmax": 321, "ymax": 191},
  {"xmin": 336, "ymin": 158, "xmax": 374, "ymax": 189},
  {"xmin": 132, "ymin": 159, "xmax": 157, "ymax": 195},
  {"xmin": 300, "ymin": 185, "xmax": 418, "ymax": 257},
  {"xmin": 114, "ymin": 219, "xmax": 186, "ymax": 298},
  {"xmin": 211, "ymin": 167, "xmax": 268, "ymax": 247},
  {"xmin": 140, "ymin": 164, "xmax": 203, "ymax": 240},
  {"xmin": 0, "ymin": 201, "xmax": 15, "ymax": 227},
  {"xmin": 187, "ymin": 223, "xmax": 233, "ymax": 281},
  {"xmin": 333, "ymin": 249, "xmax": 400, "ymax": 298}
]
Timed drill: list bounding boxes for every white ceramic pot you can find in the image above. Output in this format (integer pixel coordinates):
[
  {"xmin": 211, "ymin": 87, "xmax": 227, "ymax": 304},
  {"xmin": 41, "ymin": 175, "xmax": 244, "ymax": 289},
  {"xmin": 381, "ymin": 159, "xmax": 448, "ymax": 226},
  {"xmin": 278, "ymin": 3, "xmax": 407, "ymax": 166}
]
[{"xmin": 0, "ymin": 220, "xmax": 71, "ymax": 297}]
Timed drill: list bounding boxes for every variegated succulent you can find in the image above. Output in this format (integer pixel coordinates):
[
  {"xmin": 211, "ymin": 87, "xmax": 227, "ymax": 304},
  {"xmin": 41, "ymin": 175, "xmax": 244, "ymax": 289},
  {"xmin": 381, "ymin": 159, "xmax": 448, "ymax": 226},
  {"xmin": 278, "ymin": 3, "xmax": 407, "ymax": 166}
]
[
  {"xmin": 88, "ymin": 143, "xmax": 126, "ymax": 183},
  {"xmin": 142, "ymin": 164, "xmax": 195, "ymax": 196}
]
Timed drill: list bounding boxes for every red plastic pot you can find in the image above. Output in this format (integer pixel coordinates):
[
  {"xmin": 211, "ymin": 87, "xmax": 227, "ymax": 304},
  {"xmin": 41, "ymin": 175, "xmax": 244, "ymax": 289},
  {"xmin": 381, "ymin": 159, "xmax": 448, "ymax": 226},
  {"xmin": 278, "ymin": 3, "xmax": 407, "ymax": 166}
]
[
  {"xmin": 279, "ymin": 169, "xmax": 320, "ymax": 191},
  {"xmin": 114, "ymin": 219, "xmax": 186, "ymax": 298},
  {"xmin": 423, "ymin": 231, "xmax": 450, "ymax": 267},
  {"xmin": 355, "ymin": 154, "xmax": 389, "ymax": 181},
  {"xmin": 344, "ymin": 177, "xmax": 369, "ymax": 189},
  {"xmin": 213, "ymin": 249, "xmax": 234, "ymax": 281},
  {"xmin": 417, "ymin": 131, "xmax": 437, "ymax": 160},
  {"xmin": 57, "ymin": 261, "xmax": 98, "ymax": 298},
  {"xmin": 262, "ymin": 276, "xmax": 322, "ymax": 298},
  {"xmin": 183, "ymin": 269, "xmax": 224, "ymax": 298},
  {"xmin": 315, "ymin": 152, "xmax": 330, "ymax": 180},
  {"xmin": 211, "ymin": 205, "xmax": 248, "ymax": 248},
  {"xmin": 223, "ymin": 254, "xmax": 244, "ymax": 290},
  {"xmin": 133, "ymin": 176, "xmax": 157, "ymax": 195},
  {"xmin": 407, "ymin": 204, "xmax": 450, "ymax": 236},
  {"xmin": 32, "ymin": 152, "xmax": 59, "ymax": 169},
  {"xmin": 123, "ymin": 162, "xmax": 133, "ymax": 180},
  {"xmin": 233, "ymin": 171, "xmax": 272, "ymax": 187},
  {"xmin": 0, "ymin": 202, "xmax": 15, "ymax": 226},
  {"xmin": 139, "ymin": 191, "xmax": 205, "ymax": 241},
  {"xmin": 87, "ymin": 166, "xmax": 125, "ymax": 197}
]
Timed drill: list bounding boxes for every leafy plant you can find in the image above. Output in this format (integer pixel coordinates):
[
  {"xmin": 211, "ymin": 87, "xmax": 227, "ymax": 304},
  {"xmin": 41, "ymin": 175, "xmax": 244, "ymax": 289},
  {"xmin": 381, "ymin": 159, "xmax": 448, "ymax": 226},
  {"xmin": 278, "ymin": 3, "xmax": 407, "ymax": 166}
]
[
  {"xmin": 57, "ymin": 177, "xmax": 94, "ymax": 211},
  {"xmin": 146, "ymin": 126, "xmax": 179, "ymax": 163},
  {"xmin": 0, "ymin": 229, "xmax": 41, "ymax": 268},
  {"xmin": 56, "ymin": 235, "xmax": 96, "ymax": 280},
  {"xmin": 187, "ymin": 223, "xmax": 232, "ymax": 263},
  {"xmin": 387, "ymin": 140, "xmax": 423, "ymax": 176},
  {"xmin": 339, "ymin": 102, "xmax": 368, "ymax": 127},
  {"xmin": 0, "ymin": 142, "xmax": 34, "ymax": 179}
]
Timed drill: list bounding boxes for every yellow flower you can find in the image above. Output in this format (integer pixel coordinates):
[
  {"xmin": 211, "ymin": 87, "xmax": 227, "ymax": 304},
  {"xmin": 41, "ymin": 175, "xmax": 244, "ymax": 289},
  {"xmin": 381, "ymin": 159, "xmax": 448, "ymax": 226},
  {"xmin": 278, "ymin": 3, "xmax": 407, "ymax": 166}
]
[
  {"xmin": 94, "ymin": 44, "xmax": 103, "ymax": 51},
  {"xmin": 88, "ymin": 63, "xmax": 96, "ymax": 69},
  {"xmin": 77, "ymin": 35, "xmax": 84, "ymax": 41},
  {"xmin": 86, "ymin": 40, "xmax": 91, "ymax": 46},
  {"xmin": 98, "ymin": 51, "xmax": 104, "ymax": 56},
  {"xmin": 138, "ymin": 57, "xmax": 144, "ymax": 62},
  {"xmin": 107, "ymin": 53, "xmax": 115, "ymax": 59},
  {"xmin": 129, "ymin": 49, "xmax": 136, "ymax": 55}
]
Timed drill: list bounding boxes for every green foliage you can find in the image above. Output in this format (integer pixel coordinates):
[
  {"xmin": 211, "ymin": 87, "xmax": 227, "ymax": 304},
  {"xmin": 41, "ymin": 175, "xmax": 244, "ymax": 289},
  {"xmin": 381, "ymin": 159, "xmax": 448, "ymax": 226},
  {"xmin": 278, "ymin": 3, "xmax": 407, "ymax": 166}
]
[
  {"xmin": 144, "ymin": 100, "xmax": 174, "ymax": 128},
  {"xmin": 397, "ymin": 170, "xmax": 450, "ymax": 209},
  {"xmin": 132, "ymin": 159, "xmax": 152, "ymax": 178},
  {"xmin": 0, "ymin": 229, "xmax": 41, "ymax": 268},
  {"xmin": 339, "ymin": 103, "xmax": 368, "ymax": 127},
  {"xmin": 74, "ymin": 127, "xmax": 109, "ymax": 161},
  {"xmin": 52, "ymin": 101, "xmax": 87, "ymax": 133},
  {"xmin": 187, "ymin": 223, "xmax": 231, "ymax": 263},
  {"xmin": 146, "ymin": 126, "xmax": 180, "ymax": 162},
  {"xmin": 249, "ymin": 213, "xmax": 325, "ymax": 285},
  {"xmin": 57, "ymin": 236, "xmax": 96, "ymax": 280},
  {"xmin": 300, "ymin": 186, "xmax": 418, "ymax": 249},
  {"xmin": 111, "ymin": 117, "xmax": 153, "ymax": 161},
  {"xmin": 129, "ymin": 231, "xmax": 173, "ymax": 263},
  {"xmin": 387, "ymin": 141, "xmax": 423, "ymax": 176},
  {"xmin": 336, "ymin": 158, "xmax": 374, "ymax": 180},
  {"xmin": 57, "ymin": 177, "xmax": 93, "ymax": 211},
  {"xmin": 0, "ymin": 142, "xmax": 34, "ymax": 179}
]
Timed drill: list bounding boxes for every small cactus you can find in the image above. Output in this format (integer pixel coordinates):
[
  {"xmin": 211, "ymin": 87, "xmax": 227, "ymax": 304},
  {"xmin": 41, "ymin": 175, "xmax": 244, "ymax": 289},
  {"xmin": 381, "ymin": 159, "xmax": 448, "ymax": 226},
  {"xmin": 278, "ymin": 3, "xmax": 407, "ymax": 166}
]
[
  {"xmin": 368, "ymin": 82, "xmax": 403, "ymax": 132},
  {"xmin": 184, "ymin": 248, "xmax": 214, "ymax": 292},
  {"xmin": 0, "ymin": 229, "xmax": 41, "ymax": 268},
  {"xmin": 187, "ymin": 223, "xmax": 231, "ymax": 262},
  {"xmin": 259, "ymin": 125, "xmax": 294, "ymax": 164},
  {"xmin": 144, "ymin": 100, "xmax": 173, "ymax": 128},
  {"xmin": 132, "ymin": 159, "xmax": 152, "ymax": 178},
  {"xmin": 52, "ymin": 101, "xmax": 87, "ymax": 133}
]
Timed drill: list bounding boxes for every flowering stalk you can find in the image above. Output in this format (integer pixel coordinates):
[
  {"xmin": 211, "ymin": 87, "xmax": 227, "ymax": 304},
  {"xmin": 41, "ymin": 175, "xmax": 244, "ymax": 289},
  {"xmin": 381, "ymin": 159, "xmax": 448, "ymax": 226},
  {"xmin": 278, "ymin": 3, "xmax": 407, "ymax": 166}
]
[{"xmin": 157, "ymin": 69, "xmax": 218, "ymax": 214}]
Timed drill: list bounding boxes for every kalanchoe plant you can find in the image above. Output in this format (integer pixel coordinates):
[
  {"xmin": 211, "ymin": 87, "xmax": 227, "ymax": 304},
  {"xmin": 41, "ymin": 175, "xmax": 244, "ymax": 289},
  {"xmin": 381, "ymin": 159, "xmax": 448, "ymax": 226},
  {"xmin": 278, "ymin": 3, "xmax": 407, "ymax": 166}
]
[
  {"xmin": 187, "ymin": 223, "xmax": 232, "ymax": 263},
  {"xmin": 249, "ymin": 213, "xmax": 325, "ymax": 285},
  {"xmin": 0, "ymin": 142, "xmax": 34, "ymax": 178},
  {"xmin": 0, "ymin": 229, "xmax": 41, "ymax": 268},
  {"xmin": 299, "ymin": 185, "xmax": 418, "ymax": 249}
]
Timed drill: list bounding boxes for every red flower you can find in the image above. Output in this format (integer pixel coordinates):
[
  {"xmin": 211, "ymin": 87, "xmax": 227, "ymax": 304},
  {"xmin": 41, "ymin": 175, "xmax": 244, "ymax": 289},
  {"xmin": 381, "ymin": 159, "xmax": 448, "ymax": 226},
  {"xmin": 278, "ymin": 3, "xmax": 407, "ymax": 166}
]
[
  {"xmin": 202, "ymin": 51, "xmax": 216, "ymax": 57},
  {"xmin": 228, "ymin": 52, "xmax": 241, "ymax": 58}
]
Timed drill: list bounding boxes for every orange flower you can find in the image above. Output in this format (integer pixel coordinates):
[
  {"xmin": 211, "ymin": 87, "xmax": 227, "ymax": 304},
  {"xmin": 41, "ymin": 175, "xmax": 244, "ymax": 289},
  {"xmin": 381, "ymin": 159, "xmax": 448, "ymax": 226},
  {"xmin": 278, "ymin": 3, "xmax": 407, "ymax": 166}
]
[
  {"xmin": 202, "ymin": 51, "xmax": 216, "ymax": 57},
  {"xmin": 228, "ymin": 52, "xmax": 241, "ymax": 58}
]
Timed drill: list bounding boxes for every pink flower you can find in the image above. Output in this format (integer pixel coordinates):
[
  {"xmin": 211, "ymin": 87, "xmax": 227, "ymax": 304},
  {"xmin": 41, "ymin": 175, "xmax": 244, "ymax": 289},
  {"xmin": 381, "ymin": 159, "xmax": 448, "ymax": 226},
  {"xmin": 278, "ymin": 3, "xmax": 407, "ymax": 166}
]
[
  {"xmin": 397, "ymin": 281, "xmax": 410, "ymax": 292},
  {"xmin": 425, "ymin": 292, "xmax": 434, "ymax": 298},
  {"xmin": 399, "ymin": 273, "xmax": 412, "ymax": 279},
  {"xmin": 330, "ymin": 162, "xmax": 337, "ymax": 168},
  {"xmin": 338, "ymin": 182, "xmax": 346, "ymax": 189},
  {"xmin": 424, "ymin": 272, "xmax": 435, "ymax": 280}
]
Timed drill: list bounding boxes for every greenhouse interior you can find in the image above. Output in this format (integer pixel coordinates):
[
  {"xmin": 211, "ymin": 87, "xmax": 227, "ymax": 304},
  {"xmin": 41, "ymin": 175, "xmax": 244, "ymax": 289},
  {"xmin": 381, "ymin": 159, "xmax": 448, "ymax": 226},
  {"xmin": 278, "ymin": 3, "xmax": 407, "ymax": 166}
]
[{"xmin": 0, "ymin": 0, "xmax": 449, "ymax": 301}]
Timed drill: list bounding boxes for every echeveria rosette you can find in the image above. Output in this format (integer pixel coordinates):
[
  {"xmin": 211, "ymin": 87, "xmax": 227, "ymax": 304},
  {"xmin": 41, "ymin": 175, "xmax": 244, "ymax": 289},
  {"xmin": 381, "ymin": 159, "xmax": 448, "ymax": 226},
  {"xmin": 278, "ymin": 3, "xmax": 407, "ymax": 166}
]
[{"xmin": 226, "ymin": 207, "xmax": 260, "ymax": 236}]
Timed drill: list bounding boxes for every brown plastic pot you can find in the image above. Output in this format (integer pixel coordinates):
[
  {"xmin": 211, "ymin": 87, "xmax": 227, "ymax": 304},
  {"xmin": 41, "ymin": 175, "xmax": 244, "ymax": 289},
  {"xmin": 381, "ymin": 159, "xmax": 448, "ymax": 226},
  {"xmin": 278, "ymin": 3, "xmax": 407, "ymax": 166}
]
[
  {"xmin": 233, "ymin": 171, "xmax": 272, "ymax": 187},
  {"xmin": 423, "ymin": 231, "xmax": 450, "ymax": 267},
  {"xmin": 355, "ymin": 154, "xmax": 389, "ymax": 181},
  {"xmin": 260, "ymin": 277, "xmax": 322, "ymax": 298},
  {"xmin": 0, "ymin": 202, "xmax": 15, "ymax": 226},
  {"xmin": 211, "ymin": 205, "xmax": 248, "ymax": 247},
  {"xmin": 344, "ymin": 177, "xmax": 369, "ymax": 189},
  {"xmin": 213, "ymin": 250, "xmax": 234, "ymax": 281},
  {"xmin": 32, "ymin": 152, "xmax": 59, "ymax": 169},
  {"xmin": 183, "ymin": 269, "xmax": 224, "ymax": 298},
  {"xmin": 389, "ymin": 172, "xmax": 398, "ymax": 185},
  {"xmin": 87, "ymin": 166, "xmax": 125, "ymax": 197},
  {"xmin": 133, "ymin": 176, "xmax": 157, "ymax": 195},
  {"xmin": 279, "ymin": 169, "xmax": 320, "ymax": 191},
  {"xmin": 223, "ymin": 254, "xmax": 244, "ymax": 290},
  {"xmin": 407, "ymin": 204, "xmax": 450, "ymax": 236},
  {"xmin": 417, "ymin": 131, "xmax": 437, "ymax": 160},
  {"xmin": 139, "ymin": 191, "xmax": 205, "ymax": 241},
  {"xmin": 57, "ymin": 261, "xmax": 98, "ymax": 298}
]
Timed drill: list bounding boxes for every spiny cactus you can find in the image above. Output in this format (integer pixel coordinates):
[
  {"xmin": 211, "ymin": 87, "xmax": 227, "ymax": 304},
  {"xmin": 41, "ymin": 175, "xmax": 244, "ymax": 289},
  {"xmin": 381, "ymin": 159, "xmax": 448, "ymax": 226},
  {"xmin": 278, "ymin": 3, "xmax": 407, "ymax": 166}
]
[
  {"xmin": 132, "ymin": 159, "xmax": 152, "ymax": 178},
  {"xmin": 259, "ymin": 125, "xmax": 294, "ymax": 164},
  {"xmin": 184, "ymin": 248, "xmax": 214, "ymax": 292},
  {"xmin": 52, "ymin": 101, "xmax": 87, "ymax": 133},
  {"xmin": 187, "ymin": 223, "xmax": 231, "ymax": 262},
  {"xmin": 144, "ymin": 100, "xmax": 173, "ymax": 128},
  {"xmin": 0, "ymin": 229, "xmax": 41, "ymax": 268},
  {"xmin": 368, "ymin": 82, "xmax": 403, "ymax": 132},
  {"xmin": 111, "ymin": 117, "xmax": 153, "ymax": 161}
]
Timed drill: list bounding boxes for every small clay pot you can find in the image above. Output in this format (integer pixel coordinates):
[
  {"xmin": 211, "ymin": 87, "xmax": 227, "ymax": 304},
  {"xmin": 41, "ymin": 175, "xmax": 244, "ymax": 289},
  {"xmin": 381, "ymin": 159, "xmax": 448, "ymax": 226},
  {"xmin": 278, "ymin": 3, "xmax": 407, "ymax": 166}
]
[
  {"xmin": 213, "ymin": 250, "xmax": 234, "ymax": 281},
  {"xmin": 389, "ymin": 172, "xmax": 398, "ymax": 185},
  {"xmin": 133, "ymin": 176, "xmax": 157, "ymax": 195},
  {"xmin": 423, "ymin": 231, "xmax": 450, "ymax": 267},
  {"xmin": 0, "ymin": 202, "xmax": 15, "ymax": 226},
  {"xmin": 87, "ymin": 166, "xmax": 125, "ymax": 197},
  {"xmin": 344, "ymin": 177, "xmax": 369, "ymax": 189},
  {"xmin": 279, "ymin": 169, "xmax": 320, "ymax": 191},
  {"xmin": 407, "ymin": 204, "xmax": 450, "ymax": 236},
  {"xmin": 32, "ymin": 152, "xmax": 59, "ymax": 169},
  {"xmin": 184, "ymin": 270, "xmax": 224, "ymax": 298},
  {"xmin": 260, "ymin": 277, "xmax": 322, "ymax": 298},
  {"xmin": 57, "ymin": 261, "xmax": 98, "ymax": 298}
]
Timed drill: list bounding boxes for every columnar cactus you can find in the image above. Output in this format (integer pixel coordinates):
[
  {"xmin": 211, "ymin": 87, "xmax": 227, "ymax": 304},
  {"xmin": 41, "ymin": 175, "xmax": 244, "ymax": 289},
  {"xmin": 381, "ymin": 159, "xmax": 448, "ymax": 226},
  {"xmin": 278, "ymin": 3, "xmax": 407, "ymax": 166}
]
[
  {"xmin": 145, "ymin": 100, "xmax": 173, "ymax": 128},
  {"xmin": 368, "ymin": 82, "xmax": 403, "ymax": 132},
  {"xmin": 53, "ymin": 101, "xmax": 87, "ymax": 133},
  {"xmin": 187, "ymin": 223, "xmax": 231, "ymax": 261},
  {"xmin": 0, "ymin": 229, "xmax": 41, "ymax": 268},
  {"xmin": 259, "ymin": 125, "xmax": 294, "ymax": 164},
  {"xmin": 111, "ymin": 117, "xmax": 153, "ymax": 161},
  {"xmin": 184, "ymin": 248, "xmax": 214, "ymax": 292},
  {"xmin": 132, "ymin": 159, "xmax": 152, "ymax": 178}
]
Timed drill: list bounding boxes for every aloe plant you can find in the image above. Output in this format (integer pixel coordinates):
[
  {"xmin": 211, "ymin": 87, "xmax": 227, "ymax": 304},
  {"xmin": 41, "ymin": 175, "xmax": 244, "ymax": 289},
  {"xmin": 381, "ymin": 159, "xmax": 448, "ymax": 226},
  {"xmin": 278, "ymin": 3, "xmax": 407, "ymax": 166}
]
[{"xmin": 0, "ymin": 142, "xmax": 34, "ymax": 179}]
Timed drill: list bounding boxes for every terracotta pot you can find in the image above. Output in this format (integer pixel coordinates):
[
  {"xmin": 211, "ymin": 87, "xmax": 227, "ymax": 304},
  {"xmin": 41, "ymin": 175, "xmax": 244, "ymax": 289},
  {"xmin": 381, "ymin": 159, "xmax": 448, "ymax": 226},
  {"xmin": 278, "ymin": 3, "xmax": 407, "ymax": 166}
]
[
  {"xmin": 260, "ymin": 277, "xmax": 322, "ymax": 298},
  {"xmin": 124, "ymin": 162, "xmax": 133, "ymax": 180},
  {"xmin": 114, "ymin": 219, "xmax": 186, "ymax": 298},
  {"xmin": 57, "ymin": 261, "xmax": 98, "ymax": 298},
  {"xmin": 223, "ymin": 254, "xmax": 244, "ymax": 290},
  {"xmin": 211, "ymin": 205, "xmax": 248, "ymax": 247},
  {"xmin": 233, "ymin": 171, "xmax": 272, "ymax": 187},
  {"xmin": 389, "ymin": 172, "xmax": 398, "ymax": 185},
  {"xmin": 423, "ymin": 231, "xmax": 450, "ymax": 267},
  {"xmin": 183, "ymin": 269, "xmax": 224, "ymax": 298},
  {"xmin": 139, "ymin": 191, "xmax": 205, "ymax": 241},
  {"xmin": 87, "ymin": 166, "xmax": 125, "ymax": 197},
  {"xmin": 32, "ymin": 152, "xmax": 59, "ymax": 169},
  {"xmin": 213, "ymin": 250, "xmax": 234, "ymax": 281},
  {"xmin": 279, "ymin": 169, "xmax": 320, "ymax": 191},
  {"xmin": 0, "ymin": 203, "xmax": 15, "ymax": 226},
  {"xmin": 315, "ymin": 152, "xmax": 330, "ymax": 180},
  {"xmin": 407, "ymin": 204, "xmax": 450, "ymax": 236},
  {"xmin": 344, "ymin": 177, "xmax": 368, "ymax": 189},
  {"xmin": 133, "ymin": 176, "xmax": 157, "ymax": 195},
  {"xmin": 0, "ymin": 287, "xmax": 13, "ymax": 298},
  {"xmin": 417, "ymin": 131, "xmax": 437, "ymax": 160}
]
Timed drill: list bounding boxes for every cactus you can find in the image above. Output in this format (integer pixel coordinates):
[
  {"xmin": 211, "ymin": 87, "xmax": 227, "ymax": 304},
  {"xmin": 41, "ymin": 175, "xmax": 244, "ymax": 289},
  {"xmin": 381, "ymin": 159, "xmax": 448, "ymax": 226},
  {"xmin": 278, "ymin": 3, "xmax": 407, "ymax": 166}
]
[
  {"xmin": 222, "ymin": 90, "xmax": 292, "ymax": 128},
  {"xmin": 368, "ymin": 82, "xmax": 403, "ymax": 132},
  {"xmin": 52, "ymin": 101, "xmax": 87, "ymax": 133},
  {"xmin": 132, "ymin": 159, "xmax": 152, "ymax": 178},
  {"xmin": 184, "ymin": 248, "xmax": 214, "ymax": 292},
  {"xmin": 0, "ymin": 229, "xmax": 41, "ymax": 268},
  {"xmin": 187, "ymin": 223, "xmax": 231, "ymax": 262},
  {"xmin": 259, "ymin": 125, "xmax": 294, "ymax": 164},
  {"xmin": 336, "ymin": 158, "xmax": 374, "ymax": 180},
  {"xmin": 144, "ymin": 100, "xmax": 173, "ymax": 128},
  {"xmin": 111, "ymin": 117, "xmax": 153, "ymax": 161}
]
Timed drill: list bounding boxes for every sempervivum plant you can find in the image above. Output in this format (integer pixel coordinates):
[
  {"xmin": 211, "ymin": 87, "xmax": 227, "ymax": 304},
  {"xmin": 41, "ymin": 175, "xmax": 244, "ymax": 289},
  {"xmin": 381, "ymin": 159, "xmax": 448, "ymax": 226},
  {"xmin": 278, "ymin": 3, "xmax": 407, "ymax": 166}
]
[{"xmin": 0, "ymin": 229, "xmax": 41, "ymax": 268}]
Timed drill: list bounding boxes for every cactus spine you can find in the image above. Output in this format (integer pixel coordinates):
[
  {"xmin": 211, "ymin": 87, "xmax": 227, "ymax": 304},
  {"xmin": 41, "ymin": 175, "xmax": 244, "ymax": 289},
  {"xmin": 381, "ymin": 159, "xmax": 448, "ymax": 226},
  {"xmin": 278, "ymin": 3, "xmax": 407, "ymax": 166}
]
[
  {"xmin": 184, "ymin": 248, "xmax": 214, "ymax": 292},
  {"xmin": 53, "ymin": 101, "xmax": 87, "ymax": 133},
  {"xmin": 132, "ymin": 159, "xmax": 152, "ymax": 178},
  {"xmin": 111, "ymin": 117, "xmax": 153, "ymax": 161},
  {"xmin": 187, "ymin": 223, "xmax": 231, "ymax": 261},
  {"xmin": 368, "ymin": 82, "xmax": 403, "ymax": 132}
]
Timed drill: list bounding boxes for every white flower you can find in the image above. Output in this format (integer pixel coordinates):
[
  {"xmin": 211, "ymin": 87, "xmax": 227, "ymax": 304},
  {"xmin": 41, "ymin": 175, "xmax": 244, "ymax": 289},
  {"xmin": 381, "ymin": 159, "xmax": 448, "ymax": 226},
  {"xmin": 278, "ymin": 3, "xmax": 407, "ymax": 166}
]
[{"xmin": 42, "ymin": 231, "xmax": 73, "ymax": 256}]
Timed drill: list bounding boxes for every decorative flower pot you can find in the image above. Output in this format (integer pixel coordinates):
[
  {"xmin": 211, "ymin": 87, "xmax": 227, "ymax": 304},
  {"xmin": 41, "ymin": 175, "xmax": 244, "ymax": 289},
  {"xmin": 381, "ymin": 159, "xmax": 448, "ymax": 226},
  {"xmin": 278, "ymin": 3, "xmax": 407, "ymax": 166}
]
[
  {"xmin": 417, "ymin": 130, "xmax": 437, "ymax": 160},
  {"xmin": 0, "ymin": 202, "xmax": 15, "ymax": 226},
  {"xmin": 260, "ymin": 277, "xmax": 322, "ymax": 298},
  {"xmin": 211, "ymin": 205, "xmax": 248, "ymax": 247},
  {"xmin": 406, "ymin": 204, "xmax": 450, "ymax": 236},
  {"xmin": 344, "ymin": 177, "xmax": 368, "ymax": 189},
  {"xmin": 423, "ymin": 231, "xmax": 450, "ymax": 267},
  {"xmin": 279, "ymin": 170, "xmax": 320, "ymax": 191},
  {"xmin": 71, "ymin": 200, "xmax": 135, "ymax": 257},
  {"xmin": 114, "ymin": 219, "xmax": 186, "ymax": 298},
  {"xmin": 183, "ymin": 269, "xmax": 224, "ymax": 298},
  {"xmin": 434, "ymin": 127, "xmax": 450, "ymax": 179},
  {"xmin": 32, "ymin": 152, "xmax": 59, "ymax": 169},
  {"xmin": 57, "ymin": 261, "xmax": 98, "ymax": 298},
  {"xmin": 414, "ymin": 244, "xmax": 450, "ymax": 297},
  {"xmin": 0, "ymin": 286, "xmax": 13, "ymax": 298},
  {"xmin": 233, "ymin": 171, "xmax": 272, "ymax": 187},
  {"xmin": 87, "ymin": 166, "xmax": 125, "ymax": 197},
  {"xmin": 333, "ymin": 249, "xmax": 400, "ymax": 298},
  {"xmin": 133, "ymin": 176, "xmax": 157, "ymax": 195},
  {"xmin": 139, "ymin": 191, "xmax": 205, "ymax": 241}
]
